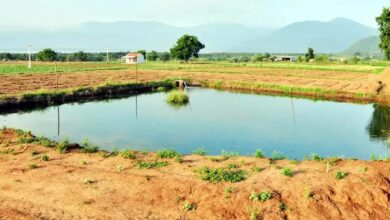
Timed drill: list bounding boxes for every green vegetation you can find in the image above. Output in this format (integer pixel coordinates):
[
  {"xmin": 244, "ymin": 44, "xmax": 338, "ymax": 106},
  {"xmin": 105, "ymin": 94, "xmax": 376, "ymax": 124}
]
[
  {"xmin": 221, "ymin": 150, "xmax": 239, "ymax": 157},
  {"xmin": 156, "ymin": 149, "xmax": 180, "ymax": 159},
  {"xmin": 174, "ymin": 155, "xmax": 183, "ymax": 163},
  {"xmin": 270, "ymin": 151, "xmax": 286, "ymax": 160},
  {"xmin": 57, "ymin": 138, "xmax": 70, "ymax": 153},
  {"xmin": 305, "ymin": 47, "xmax": 315, "ymax": 61},
  {"xmin": 166, "ymin": 91, "xmax": 189, "ymax": 105},
  {"xmin": 335, "ymin": 171, "xmax": 348, "ymax": 180},
  {"xmin": 193, "ymin": 147, "xmax": 207, "ymax": 156},
  {"xmin": 41, "ymin": 154, "xmax": 49, "ymax": 161},
  {"xmin": 80, "ymin": 138, "xmax": 99, "ymax": 153},
  {"xmin": 0, "ymin": 149, "xmax": 15, "ymax": 155},
  {"xmin": 224, "ymin": 186, "xmax": 236, "ymax": 198},
  {"xmin": 28, "ymin": 163, "xmax": 38, "ymax": 169},
  {"xmin": 281, "ymin": 167, "xmax": 293, "ymax": 177},
  {"xmin": 376, "ymin": 7, "xmax": 390, "ymax": 60},
  {"xmin": 170, "ymin": 35, "xmax": 205, "ymax": 62},
  {"xmin": 183, "ymin": 201, "xmax": 197, "ymax": 211},
  {"xmin": 197, "ymin": 167, "xmax": 246, "ymax": 183},
  {"xmin": 227, "ymin": 163, "xmax": 240, "ymax": 169},
  {"xmin": 250, "ymin": 190, "xmax": 272, "ymax": 202},
  {"xmin": 251, "ymin": 166, "xmax": 263, "ymax": 173},
  {"xmin": 370, "ymin": 154, "xmax": 390, "ymax": 161},
  {"xmin": 120, "ymin": 150, "xmax": 137, "ymax": 159},
  {"xmin": 137, "ymin": 161, "xmax": 168, "ymax": 169},
  {"xmin": 253, "ymin": 149, "xmax": 265, "ymax": 158},
  {"xmin": 304, "ymin": 188, "xmax": 314, "ymax": 199},
  {"xmin": 279, "ymin": 203, "xmax": 287, "ymax": 211},
  {"xmin": 311, "ymin": 153, "xmax": 323, "ymax": 161},
  {"xmin": 37, "ymin": 49, "xmax": 58, "ymax": 61}
]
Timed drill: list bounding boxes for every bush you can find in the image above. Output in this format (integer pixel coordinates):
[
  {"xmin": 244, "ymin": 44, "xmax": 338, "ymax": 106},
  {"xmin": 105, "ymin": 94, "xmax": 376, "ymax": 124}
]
[
  {"xmin": 183, "ymin": 201, "xmax": 197, "ymax": 211},
  {"xmin": 157, "ymin": 149, "xmax": 180, "ymax": 159},
  {"xmin": 120, "ymin": 150, "xmax": 137, "ymax": 159},
  {"xmin": 57, "ymin": 138, "xmax": 70, "ymax": 153},
  {"xmin": 253, "ymin": 149, "xmax": 264, "ymax": 158},
  {"xmin": 311, "ymin": 153, "xmax": 322, "ymax": 161},
  {"xmin": 41, "ymin": 154, "xmax": 49, "ymax": 161},
  {"xmin": 197, "ymin": 167, "xmax": 246, "ymax": 183},
  {"xmin": 335, "ymin": 171, "xmax": 348, "ymax": 180},
  {"xmin": 281, "ymin": 167, "xmax": 293, "ymax": 177},
  {"xmin": 137, "ymin": 161, "xmax": 168, "ymax": 169},
  {"xmin": 250, "ymin": 190, "xmax": 272, "ymax": 202},
  {"xmin": 271, "ymin": 151, "xmax": 286, "ymax": 160},
  {"xmin": 193, "ymin": 147, "xmax": 207, "ymax": 156},
  {"xmin": 80, "ymin": 138, "xmax": 99, "ymax": 153},
  {"xmin": 166, "ymin": 91, "xmax": 189, "ymax": 104}
]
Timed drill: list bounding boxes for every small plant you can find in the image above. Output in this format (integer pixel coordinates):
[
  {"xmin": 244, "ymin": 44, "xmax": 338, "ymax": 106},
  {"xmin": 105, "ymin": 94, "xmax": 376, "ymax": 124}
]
[
  {"xmin": 193, "ymin": 147, "xmax": 207, "ymax": 156},
  {"xmin": 227, "ymin": 163, "xmax": 239, "ymax": 169},
  {"xmin": 37, "ymin": 136, "xmax": 54, "ymax": 148},
  {"xmin": 57, "ymin": 138, "xmax": 70, "ymax": 154},
  {"xmin": 324, "ymin": 156, "xmax": 340, "ymax": 166},
  {"xmin": 197, "ymin": 167, "xmax": 246, "ymax": 183},
  {"xmin": 224, "ymin": 186, "xmax": 236, "ymax": 196},
  {"xmin": 41, "ymin": 154, "xmax": 49, "ymax": 161},
  {"xmin": 28, "ymin": 163, "xmax": 38, "ymax": 169},
  {"xmin": 279, "ymin": 202, "xmax": 287, "ymax": 211},
  {"xmin": 250, "ymin": 190, "xmax": 272, "ymax": 202},
  {"xmin": 137, "ymin": 161, "xmax": 168, "ymax": 169},
  {"xmin": 253, "ymin": 149, "xmax": 264, "ymax": 158},
  {"xmin": 174, "ymin": 155, "xmax": 183, "ymax": 163},
  {"xmin": 166, "ymin": 91, "xmax": 189, "ymax": 105},
  {"xmin": 335, "ymin": 171, "xmax": 348, "ymax": 180},
  {"xmin": 359, "ymin": 167, "xmax": 367, "ymax": 173},
  {"xmin": 281, "ymin": 167, "xmax": 293, "ymax": 177},
  {"xmin": 249, "ymin": 206, "xmax": 260, "ymax": 220},
  {"xmin": 251, "ymin": 166, "xmax": 263, "ymax": 173},
  {"xmin": 304, "ymin": 188, "xmax": 314, "ymax": 199},
  {"xmin": 120, "ymin": 150, "xmax": 137, "ymax": 159},
  {"xmin": 117, "ymin": 165, "xmax": 124, "ymax": 172},
  {"xmin": 270, "ymin": 151, "xmax": 286, "ymax": 160},
  {"xmin": 221, "ymin": 150, "xmax": 239, "ymax": 157},
  {"xmin": 290, "ymin": 159, "xmax": 299, "ymax": 165},
  {"xmin": 0, "ymin": 149, "xmax": 15, "ymax": 155},
  {"xmin": 80, "ymin": 138, "xmax": 99, "ymax": 153},
  {"xmin": 183, "ymin": 201, "xmax": 197, "ymax": 211},
  {"xmin": 31, "ymin": 150, "xmax": 39, "ymax": 156},
  {"xmin": 311, "ymin": 153, "xmax": 322, "ymax": 161},
  {"xmin": 157, "ymin": 149, "xmax": 180, "ymax": 159}
]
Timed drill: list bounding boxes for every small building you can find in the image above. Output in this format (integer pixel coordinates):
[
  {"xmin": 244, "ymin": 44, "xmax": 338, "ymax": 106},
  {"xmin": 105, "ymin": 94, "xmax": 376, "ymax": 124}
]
[
  {"xmin": 275, "ymin": 56, "xmax": 296, "ymax": 62},
  {"xmin": 122, "ymin": 53, "xmax": 145, "ymax": 64}
]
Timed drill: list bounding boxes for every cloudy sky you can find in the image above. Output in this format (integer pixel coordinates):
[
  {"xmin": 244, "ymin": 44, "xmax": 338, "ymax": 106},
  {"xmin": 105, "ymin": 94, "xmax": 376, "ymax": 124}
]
[{"xmin": 0, "ymin": 0, "xmax": 387, "ymax": 30}]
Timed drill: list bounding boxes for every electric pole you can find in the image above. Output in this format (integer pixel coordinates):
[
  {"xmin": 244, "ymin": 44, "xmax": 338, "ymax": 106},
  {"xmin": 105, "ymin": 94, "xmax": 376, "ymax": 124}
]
[
  {"xmin": 28, "ymin": 44, "xmax": 32, "ymax": 69},
  {"xmin": 106, "ymin": 48, "xmax": 109, "ymax": 63}
]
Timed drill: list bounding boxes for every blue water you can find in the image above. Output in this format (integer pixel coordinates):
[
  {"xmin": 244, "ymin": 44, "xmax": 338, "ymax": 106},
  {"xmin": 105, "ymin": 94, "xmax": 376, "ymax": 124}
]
[{"xmin": 0, "ymin": 88, "xmax": 389, "ymax": 159}]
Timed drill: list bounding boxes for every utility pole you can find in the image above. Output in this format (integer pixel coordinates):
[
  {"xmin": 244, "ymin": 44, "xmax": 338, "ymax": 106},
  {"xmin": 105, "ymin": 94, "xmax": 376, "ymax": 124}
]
[
  {"xmin": 106, "ymin": 48, "xmax": 109, "ymax": 64},
  {"xmin": 28, "ymin": 44, "xmax": 32, "ymax": 69}
]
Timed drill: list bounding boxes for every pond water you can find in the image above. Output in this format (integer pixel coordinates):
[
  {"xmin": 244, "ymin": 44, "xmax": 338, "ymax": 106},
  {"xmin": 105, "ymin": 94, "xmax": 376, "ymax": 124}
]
[{"xmin": 0, "ymin": 87, "xmax": 389, "ymax": 159}]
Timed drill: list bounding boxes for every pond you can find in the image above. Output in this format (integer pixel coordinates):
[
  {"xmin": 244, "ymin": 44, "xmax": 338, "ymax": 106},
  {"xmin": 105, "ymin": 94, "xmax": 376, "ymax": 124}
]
[{"xmin": 0, "ymin": 87, "xmax": 389, "ymax": 159}]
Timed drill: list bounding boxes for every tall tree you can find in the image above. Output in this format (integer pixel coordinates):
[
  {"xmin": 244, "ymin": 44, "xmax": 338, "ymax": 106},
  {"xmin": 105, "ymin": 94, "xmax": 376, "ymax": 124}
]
[
  {"xmin": 74, "ymin": 51, "xmax": 88, "ymax": 61},
  {"xmin": 305, "ymin": 47, "xmax": 315, "ymax": 61},
  {"xmin": 147, "ymin": 51, "xmax": 158, "ymax": 61},
  {"xmin": 376, "ymin": 7, "xmax": 390, "ymax": 60},
  {"xmin": 170, "ymin": 35, "xmax": 205, "ymax": 62},
  {"xmin": 159, "ymin": 52, "xmax": 170, "ymax": 62},
  {"xmin": 137, "ymin": 50, "xmax": 146, "ymax": 58},
  {"xmin": 37, "ymin": 48, "xmax": 57, "ymax": 61}
]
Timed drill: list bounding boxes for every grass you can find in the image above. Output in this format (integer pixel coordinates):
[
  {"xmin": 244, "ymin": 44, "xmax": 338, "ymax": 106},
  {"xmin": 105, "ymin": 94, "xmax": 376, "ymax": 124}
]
[
  {"xmin": 251, "ymin": 166, "xmax": 263, "ymax": 173},
  {"xmin": 41, "ymin": 154, "xmax": 49, "ymax": 161},
  {"xmin": 137, "ymin": 161, "xmax": 168, "ymax": 169},
  {"xmin": 335, "ymin": 171, "xmax": 348, "ymax": 180},
  {"xmin": 197, "ymin": 167, "xmax": 246, "ymax": 183},
  {"xmin": 56, "ymin": 138, "xmax": 70, "ymax": 153},
  {"xmin": 221, "ymin": 150, "xmax": 239, "ymax": 157},
  {"xmin": 80, "ymin": 138, "xmax": 99, "ymax": 153},
  {"xmin": 193, "ymin": 147, "xmax": 207, "ymax": 156},
  {"xmin": 370, "ymin": 154, "xmax": 390, "ymax": 161},
  {"xmin": 311, "ymin": 153, "xmax": 323, "ymax": 161},
  {"xmin": 156, "ymin": 149, "xmax": 180, "ymax": 159},
  {"xmin": 253, "ymin": 149, "xmax": 264, "ymax": 158},
  {"xmin": 0, "ymin": 149, "xmax": 15, "ymax": 155},
  {"xmin": 270, "ymin": 151, "xmax": 286, "ymax": 160},
  {"xmin": 183, "ymin": 201, "xmax": 197, "ymax": 211},
  {"xmin": 279, "ymin": 203, "xmax": 287, "ymax": 211},
  {"xmin": 304, "ymin": 188, "xmax": 314, "ymax": 199},
  {"xmin": 281, "ymin": 167, "xmax": 293, "ymax": 177},
  {"xmin": 224, "ymin": 186, "xmax": 236, "ymax": 198},
  {"xmin": 166, "ymin": 91, "xmax": 189, "ymax": 104},
  {"xmin": 227, "ymin": 163, "xmax": 240, "ymax": 169},
  {"xmin": 120, "ymin": 150, "xmax": 137, "ymax": 159},
  {"xmin": 28, "ymin": 163, "xmax": 38, "ymax": 169},
  {"xmin": 250, "ymin": 190, "xmax": 272, "ymax": 202}
]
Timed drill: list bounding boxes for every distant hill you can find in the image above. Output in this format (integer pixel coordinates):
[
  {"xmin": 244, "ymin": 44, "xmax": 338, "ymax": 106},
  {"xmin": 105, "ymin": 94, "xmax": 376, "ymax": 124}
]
[
  {"xmin": 234, "ymin": 18, "xmax": 379, "ymax": 53},
  {"xmin": 0, "ymin": 18, "xmax": 379, "ymax": 53},
  {"xmin": 342, "ymin": 36, "xmax": 382, "ymax": 56}
]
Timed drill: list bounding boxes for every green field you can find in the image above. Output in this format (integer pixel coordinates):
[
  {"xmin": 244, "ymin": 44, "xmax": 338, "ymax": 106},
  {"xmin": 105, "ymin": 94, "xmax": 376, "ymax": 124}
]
[{"xmin": 0, "ymin": 61, "xmax": 388, "ymax": 76}]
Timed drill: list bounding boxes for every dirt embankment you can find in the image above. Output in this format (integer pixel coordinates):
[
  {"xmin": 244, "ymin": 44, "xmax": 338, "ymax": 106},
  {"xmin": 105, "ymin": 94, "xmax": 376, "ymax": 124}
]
[{"xmin": 0, "ymin": 129, "xmax": 389, "ymax": 220}]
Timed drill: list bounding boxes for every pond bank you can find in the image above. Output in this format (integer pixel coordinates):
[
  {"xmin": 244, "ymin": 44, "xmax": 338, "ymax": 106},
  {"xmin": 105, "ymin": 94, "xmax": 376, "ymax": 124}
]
[{"xmin": 0, "ymin": 128, "xmax": 389, "ymax": 219}]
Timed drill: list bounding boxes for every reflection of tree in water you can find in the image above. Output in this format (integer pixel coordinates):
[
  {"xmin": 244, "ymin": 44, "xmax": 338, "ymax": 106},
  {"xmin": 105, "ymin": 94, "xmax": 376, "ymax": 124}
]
[{"xmin": 367, "ymin": 104, "xmax": 390, "ymax": 142}]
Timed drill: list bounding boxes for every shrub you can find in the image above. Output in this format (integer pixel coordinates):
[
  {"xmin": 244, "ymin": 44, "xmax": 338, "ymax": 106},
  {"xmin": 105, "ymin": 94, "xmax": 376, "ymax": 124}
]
[
  {"xmin": 57, "ymin": 138, "xmax": 70, "ymax": 153},
  {"xmin": 197, "ymin": 167, "xmax": 246, "ymax": 183},
  {"xmin": 250, "ymin": 190, "xmax": 272, "ymax": 202},
  {"xmin": 193, "ymin": 147, "xmax": 207, "ymax": 156},
  {"xmin": 221, "ymin": 150, "xmax": 239, "ymax": 157},
  {"xmin": 304, "ymin": 188, "xmax": 314, "ymax": 199},
  {"xmin": 183, "ymin": 201, "xmax": 197, "ymax": 211},
  {"xmin": 120, "ymin": 150, "xmax": 137, "ymax": 159},
  {"xmin": 166, "ymin": 91, "xmax": 189, "ymax": 104},
  {"xmin": 174, "ymin": 155, "xmax": 183, "ymax": 163},
  {"xmin": 311, "ymin": 153, "xmax": 322, "ymax": 161},
  {"xmin": 254, "ymin": 149, "xmax": 265, "ymax": 158},
  {"xmin": 279, "ymin": 202, "xmax": 287, "ymax": 211},
  {"xmin": 282, "ymin": 167, "xmax": 293, "ymax": 177},
  {"xmin": 251, "ymin": 166, "xmax": 263, "ymax": 173},
  {"xmin": 80, "ymin": 138, "xmax": 99, "ymax": 153},
  {"xmin": 31, "ymin": 150, "xmax": 40, "ymax": 156},
  {"xmin": 335, "ymin": 171, "xmax": 348, "ymax": 180},
  {"xmin": 227, "ymin": 163, "xmax": 239, "ymax": 169},
  {"xmin": 270, "ymin": 151, "xmax": 286, "ymax": 160},
  {"xmin": 41, "ymin": 154, "xmax": 49, "ymax": 161},
  {"xmin": 157, "ymin": 149, "xmax": 180, "ymax": 159},
  {"xmin": 28, "ymin": 164, "xmax": 38, "ymax": 169},
  {"xmin": 137, "ymin": 161, "xmax": 168, "ymax": 169}
]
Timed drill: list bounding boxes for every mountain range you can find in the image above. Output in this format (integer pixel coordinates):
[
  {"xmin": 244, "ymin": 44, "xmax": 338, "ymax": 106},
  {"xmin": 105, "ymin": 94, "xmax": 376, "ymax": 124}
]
[{"xmin": 0, "ymin": 18, "xmax": 380, "ymax": 54}]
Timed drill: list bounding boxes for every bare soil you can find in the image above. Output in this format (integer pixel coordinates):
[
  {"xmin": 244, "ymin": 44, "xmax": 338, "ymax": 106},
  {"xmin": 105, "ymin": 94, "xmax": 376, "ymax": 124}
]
[{"xmin": 0, "ymin": 129, "xmax": 389, "ymax": 220}]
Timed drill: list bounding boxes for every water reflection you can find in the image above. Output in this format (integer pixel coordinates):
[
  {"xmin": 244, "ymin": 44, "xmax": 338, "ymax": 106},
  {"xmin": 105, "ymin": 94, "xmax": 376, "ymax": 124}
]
[{"xmin": 367, "ymin": 104, "xmax": 390, "ymax": 143}]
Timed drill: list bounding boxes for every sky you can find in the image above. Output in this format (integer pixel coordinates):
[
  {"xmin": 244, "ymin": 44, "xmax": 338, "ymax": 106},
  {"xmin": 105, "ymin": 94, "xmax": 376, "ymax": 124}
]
[{"xmin": 0, "ymin": 0, "xmax": 387, "ymax": 30}]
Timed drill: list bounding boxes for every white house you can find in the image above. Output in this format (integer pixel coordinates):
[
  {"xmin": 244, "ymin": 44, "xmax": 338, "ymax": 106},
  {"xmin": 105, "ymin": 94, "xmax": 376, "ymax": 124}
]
[
  {"xmin": 275, "ymin": 56, "xmax": 296, "ymax": 62},
  {"xmin": 122, "ymin": 53, "xmax": 145, "ymax": 64}
]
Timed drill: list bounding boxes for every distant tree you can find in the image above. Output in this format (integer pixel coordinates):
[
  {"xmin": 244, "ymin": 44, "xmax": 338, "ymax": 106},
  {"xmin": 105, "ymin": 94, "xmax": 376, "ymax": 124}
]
[
  {"xmin": 305, "ymin": 48, "xmax": 315, "ymax": 61},
  {"xmin": 74, "ymin": 51, "xmax": 88, "ymax": 61},
  {"xmin": 137, "ymin": 50, "xmax": 146, "ymax": 58},
  {"xmin": 252, "ymin": 54, "xmax": 264, "ymax": 62},
  {"xmin": 354, "ymin": 52, "xmax": 362, "ymax": 57},
  {"xmin": 170, "ymin": 35, "xmax": 205, "ymax": 62},
  {"xmin": 0, "ymin": 52, "xmax": 13, "ymax": 60},
  {"xmin": 147, "ymin": 50, "xmax": 158, "ymax": 61},
  {"xmin": 37, "ymin": 48, "xmax": 57, "ymax": 61},
  {"xmin": 159, "ymin": 52, "xmax": 170, "ymax": 62},
  {"xmin": 376, "ymin": 7, "xmax": 390, "ymax": 60}
]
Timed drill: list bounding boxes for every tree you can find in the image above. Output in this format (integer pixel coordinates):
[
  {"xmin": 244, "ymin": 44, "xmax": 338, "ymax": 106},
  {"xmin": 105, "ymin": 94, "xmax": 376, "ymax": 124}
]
[
  {"xmin": 147, "ymin": 50, "xmax": 158, "ymax": 61},
  {"xmin": 305, "ymin": 47, "xmax": 315, "ymax": 61},
  {"xmin": 37, "ymin": 48, "xmax": 57, "ymax": 61},
  {"xmin": 74, "ymin": 51, "xmax": 88, "ymax": 61},
  {"xmin": 376, "ymin": 7, "xmax": 390, "ymax": 60},
  {"xmin": 137, "ymin": 50, "xmax": 146, "ymax": 58},
  {"xmin": 159, "ymin": 52, "xmax": 170, "ymax": 62},
  {"xmin": 170, "ymin": 35, "xmax": 205, "ymax": 62}
]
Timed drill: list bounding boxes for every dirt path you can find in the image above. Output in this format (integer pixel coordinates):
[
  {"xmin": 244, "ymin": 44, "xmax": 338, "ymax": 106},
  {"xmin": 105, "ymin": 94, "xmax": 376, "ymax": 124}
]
[
  {"xmin": 0, "ymin": 67, "xmax": 387, "ymax": 97},
  {"xmin": 0, "ymin": 129, "xmax": 389, "ymax": 219}
]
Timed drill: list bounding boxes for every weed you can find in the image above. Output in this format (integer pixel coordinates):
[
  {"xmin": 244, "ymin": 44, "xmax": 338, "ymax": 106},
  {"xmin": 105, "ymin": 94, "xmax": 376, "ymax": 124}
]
[
  {"xmin": 251, "ymin": 166, "xmax": 263, "ymax": 173},
  {"xmin": 80, "ymin": 138, "xmax": 99, "ymax": 153},
  {"xmin": 193, "ymin": 147, "xmax": 207, "ymax": 156},
  {"xmin": 253, "ymin": 149, "xmax": 265, "ymax": 158},
  {"xmin": 304, "ymin": 188, "xmax": 314, "ymax": 199},
  {"xmin": 31, "ymin": 150, "xmax": 39, "ymax": 156},
  {"xmin": 279, "ymin": 202, "xmax": 287, "ymax": 211},
  {"xmin": 28, "ymin": 163, "xmax": 38, "ymax": 169},
  {"xmin": 290, "ymin": 159, "xmax": 299, "ymax": 165},
  {"xmin": 0, "ymin": 149, "xmax": 15, "ymax": 155},
  {"xmin": 157, "ymin": 149, "xmax": 180, "ymax": 159},
  {"xmin": 120, "ymin": 150, "xmax": 137, "ymax": 159},
  {"xmin": 249, "ymin": 206, "xmax": 260, "ymax": 220},
  {"xmin": 311, "ymin": 153, "xmax": 323, "ymax": 161},
  {"xmin": 324, "ymin": 156, "xmax": 340, "ymax": 166},
  {"xmin": 224, "ymin": 186, "xmax": 236, "ymax": 198},
  {"xmin": 57, "ymin": 138, "xmax": 70, "ymax": 154},
  {"xmin": 281, "ymin": 167, "xmax": 293, "ymax": 177},
  {"xmin": 336, "ymin": 171, "xmax": 348, "ymax": 180},
  {"xmin": 117, "ymin": 165, "xmax": 124, "ymax": 172},
  {"xmin": 174, "ymin": 155, "xmax": 183, "ymax": 163},
  {"xmin": 137, "ymin": 161, "xmax": 168, "ymax": 169},
  {"xmin": 41, "ymin": 154, "xmax": 49, "ymax": 161},
  {"xmin": 270, "ymin": 151, "xmax": 286, "ymax": 160},
  {"xmin": 166, "ymin": 91, "xmax": 189, "ymax": 104},
  {"xmin": 250, "ymin": 190, "xmax": 272, "ymax": 202},
  {"xmin": 183, "ymin": 201, "xmax": 197, "ymax": 211},
  {"xmin": 197, "ymin": 167, "xmax": 246, "ymax": 183},
  {"xmin": 227, "ymin": 163, "xmax": 239, "ymax": 169},
  {"xmin": 359, "ymin": 167, "xmax": 367, "ymax": 173},
  {"xmin": 221, "ymin": 150, "xmax": 239, "ymax": 157}
]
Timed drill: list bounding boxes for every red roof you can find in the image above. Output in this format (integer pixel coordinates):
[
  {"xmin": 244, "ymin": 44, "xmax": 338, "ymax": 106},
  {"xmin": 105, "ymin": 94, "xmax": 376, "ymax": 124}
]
[{"xmin": 126, "ymin": 52, "xmax": 141, "ymax": 57}]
